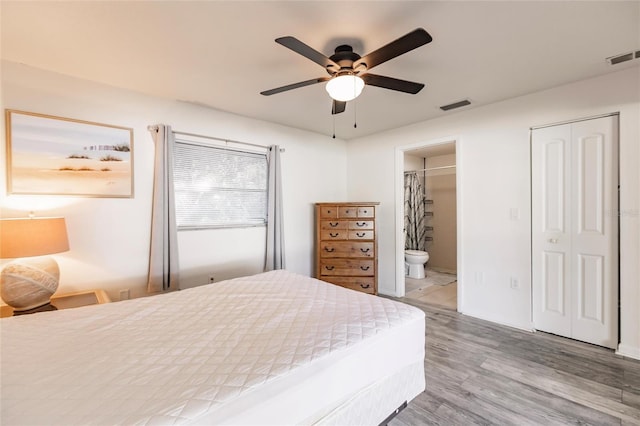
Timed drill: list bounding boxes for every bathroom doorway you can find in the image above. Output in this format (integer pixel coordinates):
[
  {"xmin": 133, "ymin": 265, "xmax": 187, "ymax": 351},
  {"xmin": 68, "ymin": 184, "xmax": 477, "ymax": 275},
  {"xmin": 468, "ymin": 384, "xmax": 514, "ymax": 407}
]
[{"xmin": 395, "ymin": 137, "xmax": 461, "ymax": 311}]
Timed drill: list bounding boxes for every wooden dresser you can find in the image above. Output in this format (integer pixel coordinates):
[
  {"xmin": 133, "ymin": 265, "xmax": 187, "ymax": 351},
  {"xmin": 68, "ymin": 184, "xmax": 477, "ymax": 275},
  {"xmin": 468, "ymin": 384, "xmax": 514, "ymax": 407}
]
[{"xmin": 315, "ymin": 202, "xmax": 379, "ymax": 295}]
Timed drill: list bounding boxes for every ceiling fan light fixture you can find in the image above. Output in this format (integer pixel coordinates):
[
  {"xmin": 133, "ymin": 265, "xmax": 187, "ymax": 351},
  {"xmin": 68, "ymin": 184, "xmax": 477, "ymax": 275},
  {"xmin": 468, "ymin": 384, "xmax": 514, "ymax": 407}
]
[{"xmin": 326, "ymin": 74, "xmax": 365, "ymax": 102}]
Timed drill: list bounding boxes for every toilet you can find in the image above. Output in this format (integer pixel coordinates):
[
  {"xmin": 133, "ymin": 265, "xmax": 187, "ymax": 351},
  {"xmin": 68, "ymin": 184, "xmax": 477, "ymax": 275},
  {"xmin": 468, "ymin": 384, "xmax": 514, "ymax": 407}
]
[{"xmin": 405, "ymin": 250, "xmax": 429, "ymax": 279}]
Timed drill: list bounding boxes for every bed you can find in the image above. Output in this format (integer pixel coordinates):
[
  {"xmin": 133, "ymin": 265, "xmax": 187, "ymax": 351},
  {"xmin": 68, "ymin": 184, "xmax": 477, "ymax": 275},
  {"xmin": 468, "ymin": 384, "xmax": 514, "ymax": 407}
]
[{"xmin": 1, "ymin": 270, "xmax": 425, "ymax": 425}]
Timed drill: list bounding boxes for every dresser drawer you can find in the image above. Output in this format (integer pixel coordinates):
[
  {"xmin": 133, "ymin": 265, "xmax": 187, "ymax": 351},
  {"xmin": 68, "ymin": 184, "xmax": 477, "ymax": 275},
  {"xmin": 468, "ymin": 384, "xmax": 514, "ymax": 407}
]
[
  {"xmin": 319, "ymin": 206, "xmax": 338, "ymax": 218},
  {"xmin": 348, "ymin": 230, "xmax": 374, "ymax": 240},
  {"xmin": 338, "ymin": 206, "xmax": 358, "ymax": 218},
  {"xmin": 322, "ymin": 277, "xmax": 375, "ymax": 294},
  {"xmin": 357, "ymin": 206, "xmax": 375, "ymax": 218},
  {"xmin": 320, "ymin": 229, "xmax": 347, "ymax": 240},
  {"xmin": 320, "ymin": 220, "xmax": 348, "ymax": 230},
  {"xmin": 349, "ymin": 220, "xmax": 374, "ymax": 230},
  {"xmin": 320, "ymin": 242, "xmax": 374, "ymax": 258},
  {"xmin": 319, "ymin": 259, "xmax": 374, "ymax": 276}
]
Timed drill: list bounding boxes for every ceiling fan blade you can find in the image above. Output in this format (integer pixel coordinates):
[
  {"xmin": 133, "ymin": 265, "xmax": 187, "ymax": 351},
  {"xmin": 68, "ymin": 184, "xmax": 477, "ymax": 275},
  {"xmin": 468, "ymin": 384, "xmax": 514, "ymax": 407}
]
[
  {"xmin": 276, "ymin": 36, "xmax": 339, "ymax": 70},
  {"xmin": 332, "ymin": 100, "xmax": 346, "ymax": 115},
  {"xmin": 362, "ymin": 73, "xmax": 425, "ymax": 94},
  {"xmin": 354, "ymin": 28, "xmax": 432, "ymax": 71},
  {"xmin": 261, "ymin": 77, "xmax": 330, "ymax": 96}
]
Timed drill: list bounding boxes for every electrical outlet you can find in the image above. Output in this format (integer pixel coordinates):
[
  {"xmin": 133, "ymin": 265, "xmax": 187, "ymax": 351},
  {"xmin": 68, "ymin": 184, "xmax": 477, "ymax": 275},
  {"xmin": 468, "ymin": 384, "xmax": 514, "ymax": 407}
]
[
  {"xmin": 119, "ymin": 289, "xmax": 130, "ymax": 300},
  {"xmin": 208, "ymin": 275, "xmax": 215, "ymax": 283}
]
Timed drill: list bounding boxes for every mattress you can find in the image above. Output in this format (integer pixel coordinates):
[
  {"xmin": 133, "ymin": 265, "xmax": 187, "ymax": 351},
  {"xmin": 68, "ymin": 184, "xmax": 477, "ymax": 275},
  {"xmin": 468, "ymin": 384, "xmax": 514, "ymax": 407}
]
[{"xmin": 1, "ymin": 270, "xmax": 425, "ymax": 425}]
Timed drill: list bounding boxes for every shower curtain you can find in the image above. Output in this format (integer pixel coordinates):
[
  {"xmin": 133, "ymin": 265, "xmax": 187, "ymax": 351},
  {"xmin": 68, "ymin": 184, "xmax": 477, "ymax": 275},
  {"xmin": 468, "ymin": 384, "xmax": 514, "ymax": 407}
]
[{"xmin": 404, "ymin": 172, "xmax": 427, "ymax": 251}]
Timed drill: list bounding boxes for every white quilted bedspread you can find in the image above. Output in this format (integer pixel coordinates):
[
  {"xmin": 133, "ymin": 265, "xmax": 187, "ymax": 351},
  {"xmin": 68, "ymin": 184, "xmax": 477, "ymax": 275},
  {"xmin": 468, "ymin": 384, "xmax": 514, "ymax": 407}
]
[{"xmin": 1, "ymin": 270, "xmax": 424, "ymax": 425}]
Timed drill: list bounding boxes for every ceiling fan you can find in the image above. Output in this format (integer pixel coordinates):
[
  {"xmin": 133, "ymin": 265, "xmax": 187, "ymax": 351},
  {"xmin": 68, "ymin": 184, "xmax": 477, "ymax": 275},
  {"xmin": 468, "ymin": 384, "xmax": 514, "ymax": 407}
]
[{"xmin": 260, "ymin": 28, "xmax": 433, "ymax": 115}]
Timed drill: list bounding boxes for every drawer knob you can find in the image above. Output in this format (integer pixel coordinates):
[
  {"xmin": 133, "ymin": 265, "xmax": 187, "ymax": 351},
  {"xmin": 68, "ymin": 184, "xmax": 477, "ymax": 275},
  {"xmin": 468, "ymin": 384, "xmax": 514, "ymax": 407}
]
[
  {"xmin": 325, "ymin": 265, "xmax": 335, "ymax": 271},
  {"xmin": 330, "ymin": 232, "xmax": 339, "ymax": 237},
  {"xmin": 356, "ymin": 222, "xmax": 366, "ymax": 227},
  {"xmin": 324, "ymin": 247, "xmax": 335, "ymax": 252},
  {"xmin": 360, "ymin": 266, "xmax": 370, "ymax": 271},
  {"xmin": 360, "ymin": 248, "xmax": 370, "ymax": 253},
  {"xmin": 360, "ymin": 283, "xmax": 371, "ymax": 289},
  {"xmin": 356, "ymin": 232, "xmax": 365, "ymax": 237},
  {"xmin": 329, "ymin": 222, "xmax": 339, "ymax": 227}
]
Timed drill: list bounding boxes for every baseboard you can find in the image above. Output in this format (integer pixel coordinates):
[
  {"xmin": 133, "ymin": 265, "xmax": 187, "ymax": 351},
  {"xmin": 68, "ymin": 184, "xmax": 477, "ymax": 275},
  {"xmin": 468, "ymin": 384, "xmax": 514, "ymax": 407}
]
[
  {"xmin": 459, "ymin": 309, "xmax": 534, "ymax": 332},
  {"xmin": 616, "ymin": 343, "xmax": 640, "ymax": 360}
]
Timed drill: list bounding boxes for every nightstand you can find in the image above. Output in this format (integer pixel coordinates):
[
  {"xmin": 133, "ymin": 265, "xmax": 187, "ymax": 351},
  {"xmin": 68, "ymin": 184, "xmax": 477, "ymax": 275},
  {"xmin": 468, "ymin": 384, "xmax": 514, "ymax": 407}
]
[{"xmin": 0, "ymin": 289, "xmax": 111, "ymax": 318}]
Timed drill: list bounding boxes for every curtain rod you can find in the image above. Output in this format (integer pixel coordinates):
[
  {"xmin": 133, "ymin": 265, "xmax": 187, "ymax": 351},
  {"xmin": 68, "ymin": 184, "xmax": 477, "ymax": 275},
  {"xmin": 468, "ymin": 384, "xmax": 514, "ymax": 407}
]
[
  {"xmin": 173, "ymin": 130, "xmax": 274, "ymax": 151},
  {"xmin": 405, "ymin": 165, "xmax": 456, "ymax": 173},
  {"xmin": 147, "ymin": 126, "xmax": 285, "ymax": 152}
]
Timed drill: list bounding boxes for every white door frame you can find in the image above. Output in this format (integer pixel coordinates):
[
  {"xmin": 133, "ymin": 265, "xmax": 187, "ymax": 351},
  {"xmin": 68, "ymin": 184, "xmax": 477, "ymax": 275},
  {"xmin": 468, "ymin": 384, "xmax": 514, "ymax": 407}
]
[{"xmin": 394, "ymin": 136, "xmax": 463, "ymax": 312}]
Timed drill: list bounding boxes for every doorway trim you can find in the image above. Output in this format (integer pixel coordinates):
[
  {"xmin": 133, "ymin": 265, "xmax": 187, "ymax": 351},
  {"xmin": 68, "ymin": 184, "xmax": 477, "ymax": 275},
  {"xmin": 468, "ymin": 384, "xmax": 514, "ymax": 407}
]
[{"xmin": 394, "ymin": 135, "xmax": 463, "ymax": 313}]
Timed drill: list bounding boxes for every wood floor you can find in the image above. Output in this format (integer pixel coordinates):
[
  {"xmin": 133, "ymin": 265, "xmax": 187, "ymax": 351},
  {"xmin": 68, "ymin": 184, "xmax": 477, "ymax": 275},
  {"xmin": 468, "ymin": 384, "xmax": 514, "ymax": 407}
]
[{"xmin": 388, "ymin": 298, "xmax": 640, "ymax": 426}]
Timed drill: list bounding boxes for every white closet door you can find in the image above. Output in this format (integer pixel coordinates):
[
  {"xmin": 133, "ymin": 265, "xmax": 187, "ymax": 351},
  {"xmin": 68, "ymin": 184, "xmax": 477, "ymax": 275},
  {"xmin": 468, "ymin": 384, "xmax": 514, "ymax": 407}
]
[
  {"xmin": 569, "ymin": 118, "xmax": 618, "ymax": 348},
  {"xmin": 532, "ymin": 115, "xmax": 618, "ymax": 349},
  {"xmin": 532, "ymin": 124, "xmax": 572, "ymax": 339}
]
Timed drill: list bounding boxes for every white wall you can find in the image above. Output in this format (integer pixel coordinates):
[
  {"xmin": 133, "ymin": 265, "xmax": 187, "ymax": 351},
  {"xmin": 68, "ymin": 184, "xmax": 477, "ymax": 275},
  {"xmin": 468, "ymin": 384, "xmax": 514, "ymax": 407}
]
[
  {"xmin": 0, "ymin": 61, "xmax": 348, "ymax": 300},
  {"xmin": 347, "ymin": 67, "xmax": 640, "ymax": 359}
]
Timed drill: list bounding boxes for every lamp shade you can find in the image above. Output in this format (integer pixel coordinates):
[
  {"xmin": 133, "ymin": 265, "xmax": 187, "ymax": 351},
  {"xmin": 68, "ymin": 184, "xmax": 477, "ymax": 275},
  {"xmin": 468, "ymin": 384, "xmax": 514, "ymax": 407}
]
[
  {"xmin": 326, "ymin": 74, "xmax": 365, "ymax": 102},
  {"xmin": 0, "ymin": 217, "xmax": 69, "ymax": 259}
]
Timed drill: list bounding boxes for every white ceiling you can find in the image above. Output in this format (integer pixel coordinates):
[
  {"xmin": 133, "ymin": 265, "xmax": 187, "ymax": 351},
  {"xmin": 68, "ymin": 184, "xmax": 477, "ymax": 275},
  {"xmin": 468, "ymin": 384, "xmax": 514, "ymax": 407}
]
[{"xmin": 2, "ymin": 1, "xmax": 639, "ymax": 140}]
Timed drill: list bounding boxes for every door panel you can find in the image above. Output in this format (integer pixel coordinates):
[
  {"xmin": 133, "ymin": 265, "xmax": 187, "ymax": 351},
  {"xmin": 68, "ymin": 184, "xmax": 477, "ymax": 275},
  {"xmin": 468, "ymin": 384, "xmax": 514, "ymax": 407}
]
[
  {"xmin": 544, "ymin": 139, "xmax": 566, "ymax": 233},
  {"xmin": 532, "ymin": 115, "xmax": 618, "ymax": 349},
  {"xmin": 577, "ymin": 133, "xmax": 604, "ymax": 234},
  {"xmin": 577, "ymin": 254, "xmax": 604, "ymax": 323},
  {"xmin": 543, "ymin": 251, "xmax": 567, "ymax": 315}
]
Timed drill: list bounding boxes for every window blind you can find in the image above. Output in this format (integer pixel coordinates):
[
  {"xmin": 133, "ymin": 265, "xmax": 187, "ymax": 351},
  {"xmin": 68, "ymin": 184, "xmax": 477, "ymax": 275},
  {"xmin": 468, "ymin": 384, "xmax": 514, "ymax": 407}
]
[{"xmin": 173, "ymin": 141, "xmax": 268, "ymax": 229}]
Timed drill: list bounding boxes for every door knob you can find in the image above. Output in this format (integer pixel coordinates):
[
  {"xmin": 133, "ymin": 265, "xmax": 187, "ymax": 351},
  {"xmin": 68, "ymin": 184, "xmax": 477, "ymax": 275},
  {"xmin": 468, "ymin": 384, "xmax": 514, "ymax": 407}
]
[{"xmin": 548, "ymin": 238, "xmax": 559, "ymax": 244}]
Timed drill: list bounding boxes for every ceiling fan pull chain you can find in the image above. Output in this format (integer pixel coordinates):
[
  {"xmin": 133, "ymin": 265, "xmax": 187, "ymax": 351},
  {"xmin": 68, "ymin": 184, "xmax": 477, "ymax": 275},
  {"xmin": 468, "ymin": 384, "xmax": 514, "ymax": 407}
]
[
  {"xmin": 332, "ymin": 113, "xmax": 336, "ymax": 139},
  {"xmin": 353, "ymin": 97, "xmax": 358, "ymax": 128}
]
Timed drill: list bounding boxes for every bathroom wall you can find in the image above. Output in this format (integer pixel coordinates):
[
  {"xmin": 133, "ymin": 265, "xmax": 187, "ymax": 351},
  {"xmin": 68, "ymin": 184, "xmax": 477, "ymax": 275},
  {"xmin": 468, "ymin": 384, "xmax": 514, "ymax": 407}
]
[{"xmin": 424, "ymin": 154, "xmax": 457, "ymax": 272}]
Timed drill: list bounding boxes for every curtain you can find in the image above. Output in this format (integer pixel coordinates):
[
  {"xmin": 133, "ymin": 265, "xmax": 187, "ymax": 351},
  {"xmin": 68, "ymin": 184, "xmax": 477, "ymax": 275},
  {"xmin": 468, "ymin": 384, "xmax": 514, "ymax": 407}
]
[
  {"xmin": 147, "ymin": 124, "xmax": 179, "ymax": 293},
  {"xmin": 264, "ymin": 145, "xmax": 285, "ymax": 271},
  {"xmin": 404, "ymin": 172, "xmax": 427, "ymax": 251}
]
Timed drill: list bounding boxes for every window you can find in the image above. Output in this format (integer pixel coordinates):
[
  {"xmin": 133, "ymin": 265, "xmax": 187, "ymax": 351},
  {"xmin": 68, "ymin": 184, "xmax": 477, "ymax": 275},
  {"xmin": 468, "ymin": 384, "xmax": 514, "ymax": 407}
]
[{"xmin": 173, "ymin": 140, "xmax": 268, "ymax": 229}]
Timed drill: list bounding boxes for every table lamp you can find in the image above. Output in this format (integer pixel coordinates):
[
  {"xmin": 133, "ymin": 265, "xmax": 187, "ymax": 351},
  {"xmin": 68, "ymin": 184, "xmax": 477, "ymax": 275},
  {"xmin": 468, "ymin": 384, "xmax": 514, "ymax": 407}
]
[{"xmin": 0, "ymin": 217, "xmax": 69, "ymax": 311}]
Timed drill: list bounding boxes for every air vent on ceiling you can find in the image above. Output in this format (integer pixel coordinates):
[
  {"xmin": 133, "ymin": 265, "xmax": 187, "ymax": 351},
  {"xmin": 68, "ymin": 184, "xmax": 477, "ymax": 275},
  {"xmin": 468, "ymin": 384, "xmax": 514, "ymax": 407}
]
[
  {"xmin": 440, "ymin": 99, "xmax": 471, "ymax": 111},
  {"xmin": 607, "ymin": 50, "xmax": 640, "ymax": 65}
]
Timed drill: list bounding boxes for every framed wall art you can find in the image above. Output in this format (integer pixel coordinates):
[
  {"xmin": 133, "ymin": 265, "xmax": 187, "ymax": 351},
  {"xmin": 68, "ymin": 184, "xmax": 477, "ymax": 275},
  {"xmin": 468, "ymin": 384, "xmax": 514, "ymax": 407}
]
[{"xmin": 5, "ymin": 110, "xmax": 134, "ymax": 197}]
